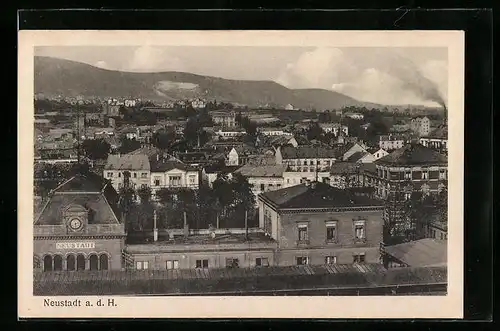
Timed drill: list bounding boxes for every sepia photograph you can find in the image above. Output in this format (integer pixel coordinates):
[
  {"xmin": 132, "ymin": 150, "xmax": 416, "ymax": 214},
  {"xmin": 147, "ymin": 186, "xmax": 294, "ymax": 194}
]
[{"xmin": 19, "ymin": 30, "xmax": 464, "ymax": 318}]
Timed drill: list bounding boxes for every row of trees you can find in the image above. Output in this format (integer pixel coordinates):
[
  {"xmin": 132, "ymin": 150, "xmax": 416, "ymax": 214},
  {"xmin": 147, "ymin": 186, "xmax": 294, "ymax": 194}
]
[{"xmin": 119, "ymin": 173, "xmax": 256, "ymax": 233}]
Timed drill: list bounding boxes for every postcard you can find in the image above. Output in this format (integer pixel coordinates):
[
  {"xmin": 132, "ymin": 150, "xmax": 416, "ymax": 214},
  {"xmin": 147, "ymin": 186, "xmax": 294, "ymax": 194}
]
[{"xmin": 19, "ymin": 30, "xmax": 464, "ymax": 319}]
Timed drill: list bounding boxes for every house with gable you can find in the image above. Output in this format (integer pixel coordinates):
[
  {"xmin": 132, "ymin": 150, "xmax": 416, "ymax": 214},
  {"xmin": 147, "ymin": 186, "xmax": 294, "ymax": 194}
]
[
  {"xmin": 149, "ymin": 154, "xmax": 200, "ymax": 197},
  {"xmin": 341, "ymin": 142, "xmax": 369, "ymax": 161},
  {"xmin": 34, "ymin": 172, "xmax": 126, "ymax": 272}
]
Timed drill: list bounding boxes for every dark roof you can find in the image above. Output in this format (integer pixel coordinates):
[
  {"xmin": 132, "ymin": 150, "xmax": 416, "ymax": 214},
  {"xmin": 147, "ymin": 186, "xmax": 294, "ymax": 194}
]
[
  {"xmin": 203, "ymin": 164, "xmax": 241, "ymax": 174},
  {"xmin": 330, "ymin": 162, "xmax": 361, "ymax": 175},
  {"xmin": 358, "ymin": 163, "xmax": 377, "ymax": 174},
  {"xmin": 150, "ymin": 158, "xmax": 196, "ymax": 172},
  {"xmin": 35, "ymin": 173, "xmax": 121, "ymax": 225},
  {"xmin": 235, "ymin": 165, "xmax": 287, "ymax": 178},
  {"xmin": 260, "ymin": 182, "xmax": 384, "ymax": 210},
  {"xmin": 346, "ymin": 151, "xmax": 370, "ymax": 163},
  {"xmin": 376, "ymin": 143, "xmax": 447, "ymax": 166},
  {"xmin": 104, "ymin": 154, "xmax": 150, "ymax": 171},
  {"xmin": 280, "ymin": 146, "xmax": 337, "ymax": 159}
]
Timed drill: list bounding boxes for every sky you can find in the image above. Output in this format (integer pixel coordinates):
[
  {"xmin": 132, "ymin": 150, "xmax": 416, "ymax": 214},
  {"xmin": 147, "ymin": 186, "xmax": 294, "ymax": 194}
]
[{"xmin": 35, "ymin": 46, "xmax": 448, "ymax": 106}]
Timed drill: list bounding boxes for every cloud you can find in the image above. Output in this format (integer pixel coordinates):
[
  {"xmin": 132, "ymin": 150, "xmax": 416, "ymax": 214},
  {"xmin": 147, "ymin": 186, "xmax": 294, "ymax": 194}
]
[
  {"xmin": 420, "ymin": 59, "xmax": 448, "ymax": 102},
  {"xmin": 279, "ymin": 47, "xmax": 448, "ymax": 106},
  {"xmin": 126, "ymin": 46, "xmax": 186, "ymax": 72},
  {"xmin": 277, "ymin": 47, "xmax": 357, "ymax": 89},
  {"xmin": 331, "ymin": 68, "xmax": 422, "ymax": 105}
]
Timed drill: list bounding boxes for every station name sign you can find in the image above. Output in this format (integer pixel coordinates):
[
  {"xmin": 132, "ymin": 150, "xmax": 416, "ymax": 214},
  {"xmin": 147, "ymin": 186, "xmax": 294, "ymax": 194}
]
[{"xmin": 55, "ymin": 242, "xmax": 95, "ymax": 249}]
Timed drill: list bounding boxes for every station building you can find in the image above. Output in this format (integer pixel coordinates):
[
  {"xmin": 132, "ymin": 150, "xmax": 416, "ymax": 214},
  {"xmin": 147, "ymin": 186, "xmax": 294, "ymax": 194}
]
[{"xmin": 33, "ymin": 173, "xmax": 126, "ymax": 272}]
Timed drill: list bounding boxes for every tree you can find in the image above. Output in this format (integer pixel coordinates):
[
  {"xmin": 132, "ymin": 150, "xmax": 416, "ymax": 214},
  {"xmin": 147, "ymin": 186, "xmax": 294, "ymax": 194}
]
[
  {"xmin": 81, "ymin": 139, "xmax": 111, "ymax": 160},
  {"xmin": 137, "ymin": 186, "xmax": 152, "ymax": 204},
  {"xmin": 184, "ymin": 117, "xmax": 209, "ymax": 148},
  {"xmin": 118, "ymin": 186, "xmax": 136, "ymax": 231},
  {"xmin": 231, "ymin": 173, "xmax": 255, "ymax": 212},
  {"xmin": 118, "ymin": 137, "xmax": 141, "ymax": 154},
  {"xmin": 306, "ymin": 122, "xmax": 323, "ymax": 142},
  {"xmin": 152, "ymin": 128, "xmax": 176, "ymax": 151}
]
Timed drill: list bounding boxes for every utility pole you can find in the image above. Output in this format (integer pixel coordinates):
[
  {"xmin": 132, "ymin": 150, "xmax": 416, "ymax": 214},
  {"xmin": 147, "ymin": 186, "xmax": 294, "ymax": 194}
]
[{"xmin": 244, "ymin": 209, "xmax": 248, "ymax": 241}]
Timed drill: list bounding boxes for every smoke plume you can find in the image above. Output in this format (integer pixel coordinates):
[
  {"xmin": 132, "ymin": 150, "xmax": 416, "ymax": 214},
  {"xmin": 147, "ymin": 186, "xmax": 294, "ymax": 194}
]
[{"xmin": 383, "ymin": 52, "xmax": 446, "ymax": 108}]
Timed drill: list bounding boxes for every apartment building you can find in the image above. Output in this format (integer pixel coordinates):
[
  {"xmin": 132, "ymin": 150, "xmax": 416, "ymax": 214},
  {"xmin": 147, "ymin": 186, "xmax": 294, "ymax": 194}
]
[
  {"xmin": 258, "ymin": 181, "xmax": 384, "ymax": 266},
  {"xmin": 275, "ymin": 146, "xmax": 337, "ymax": 172}
]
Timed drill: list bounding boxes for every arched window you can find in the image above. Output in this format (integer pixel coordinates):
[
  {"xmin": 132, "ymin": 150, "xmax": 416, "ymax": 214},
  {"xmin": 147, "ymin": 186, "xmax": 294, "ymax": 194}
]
[
  {"xmin": 67, "ymin": 254, "xmax": 76, "ymax": 271},
  {"xmin": 43, "ymin": 255, "xmax": 53, "ymax": 272},
  {"xmin": 99, "ymin": 254, "xmax": 109, "ymax": 270},
  {"xmin": 89, "ymin": 254, "xmax": 99, "ymax": 271},
  {"xmin": 53, "ymin": 255, "xmax": 63, "ymax": 271},
  {"xmin": 77, "ymin": 254, "xmax": 86, "ymax": 271}
]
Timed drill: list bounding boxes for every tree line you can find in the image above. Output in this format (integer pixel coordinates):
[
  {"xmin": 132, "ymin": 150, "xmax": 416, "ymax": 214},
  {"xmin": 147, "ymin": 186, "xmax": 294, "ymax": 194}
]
[{"xmin": 119, "ymin": 172, "xmax": 256, "ymax": 234}]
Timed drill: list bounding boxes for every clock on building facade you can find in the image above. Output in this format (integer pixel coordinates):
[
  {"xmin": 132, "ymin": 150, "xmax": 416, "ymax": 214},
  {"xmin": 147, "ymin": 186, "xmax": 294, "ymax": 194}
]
[{"xmin": 68, "ymin": 218, "xmax": 83, "ymax": 231}]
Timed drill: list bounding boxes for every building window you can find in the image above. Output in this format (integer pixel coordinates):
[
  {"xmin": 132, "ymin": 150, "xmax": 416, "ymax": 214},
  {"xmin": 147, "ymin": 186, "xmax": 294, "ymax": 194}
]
[
  {"xmin": 310, "ymin": 160, "xmax": 314, "ymax": 165},
  {"xmin": 196, "ymin": 259, "xmax": 209, "ymax": 269},
  {"xmin": 76, "ymin": 254, "xmax": 85, "ymax": 271},
  {"xmin": 296, "ymin": 257, "xmax": 309, "ymax": 266},
  {"xmin": 325, "ymin": 256, "xmax": 337, "ymax": 265},
  {"xmin": 118, "ymin": 172, "xmax": 121, "ymax": 178},
  {"xmin": 326, "ymin": 221, "xmax": 338, "ymax": 242},
  {"xmin": 53, "ymin": 255, "xmax": 63, "ymax": 271},
  {"xmin": 141, "ymin": 184, "xmax": 148, "ymax": 189},
  {"xmin": 136, "ymin": 261, "xmax": 149, "ymax": 270},
  {"xmin": 169, "ymin": 176, "xmax": 181, "ymax": 187},
  {"xmin": 107, "ymin": 172, "xmax": 113, "ymax": 178},
  {"xmin": 154, "ymin": 177, "xmax": 161, "ymax": 186},
  {"xmin": 276, "ymin": 184, "xmax": 281, "ymax": 188},
  {"xmin": 298, "ymin": 223, "xmax": 308, "ymax": 242},
  {"xmin": 225, "ymin": 258, "xmax": 240, "ymax": 268},
  {"xmin": 404, "ymin": 171, "xmax": 411, "ymax": 180},
  {"xmin": 255, "ymin": 257, "xmax": 269, "ymax": 267},
  {"xmin": 260, "ymin": 184, "xmax": 265, "ymax": 191},
  {"xmin": 188, "ymin": 175, "xmax": 196, "ymax": 185},
  {"xmin": 99, "ymin": 254, "xmax": 109, "ymax": 270},
  {"xmin": 89, "ymin": 254, "xmax": 99, "ymax": 271},
  {"xmin": 166, "ymin": 260, "xmax": 179, "ymax": 270},
  {"xmin": 354, "ymin": 220, "xmax": 366, "ymax": 241},
  {"xmin": 422, "ymin": 171, "xmax": 429, "ymax": 179},
  {"xmin": 141, "ymin": 172, "xmax": 148, "ymax": 178},
  {"xmin": 439, "ymin": 170, "xmax": 447, "ymax": 180},
  {"xmin": 43, "ymin": 255, "xmax": 53, "ymax": 272},
  {"xmin": 353, "ymin": 253, "xmax": 366, "ymax": 263},
  {"xmin": 303, "ymin": 161, "xmax": 307, "ymax": 166},
  {"xmin": 66, "ymin": 254, "xmax": 76, "ymax": 271},
  {"xmin": 133, "ymin": 172, "xmax": 137, "ymax": 178}
]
